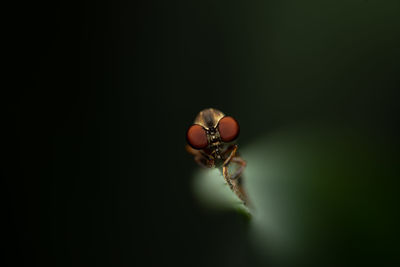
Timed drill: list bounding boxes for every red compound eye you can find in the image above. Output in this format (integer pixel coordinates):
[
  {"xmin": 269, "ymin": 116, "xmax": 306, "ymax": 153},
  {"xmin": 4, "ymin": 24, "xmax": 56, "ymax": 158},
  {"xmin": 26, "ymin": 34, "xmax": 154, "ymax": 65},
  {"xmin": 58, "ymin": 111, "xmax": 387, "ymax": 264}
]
[
  {"xmin": 187, "ymin": 124, "xmax": 208, "ymax": 149},
  {"xmin": 218, "ymin": 116, "xmax": 239, "ymax": 142}
]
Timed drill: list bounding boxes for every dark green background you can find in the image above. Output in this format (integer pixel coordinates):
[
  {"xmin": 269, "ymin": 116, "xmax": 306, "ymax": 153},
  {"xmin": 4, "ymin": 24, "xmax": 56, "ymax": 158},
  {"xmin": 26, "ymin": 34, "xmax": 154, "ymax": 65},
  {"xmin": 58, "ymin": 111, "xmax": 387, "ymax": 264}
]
[{"xmin": 5, "ymin": 0, "xmax": 400, "ymax": 266}]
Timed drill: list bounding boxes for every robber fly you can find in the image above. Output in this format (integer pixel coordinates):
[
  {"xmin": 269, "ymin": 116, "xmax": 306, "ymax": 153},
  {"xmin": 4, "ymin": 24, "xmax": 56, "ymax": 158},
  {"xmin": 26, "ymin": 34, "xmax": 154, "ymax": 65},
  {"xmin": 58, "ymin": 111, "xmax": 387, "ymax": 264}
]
[{"xmin": 186, "ymin": 108, "xmax": 248, "ymax": 205}]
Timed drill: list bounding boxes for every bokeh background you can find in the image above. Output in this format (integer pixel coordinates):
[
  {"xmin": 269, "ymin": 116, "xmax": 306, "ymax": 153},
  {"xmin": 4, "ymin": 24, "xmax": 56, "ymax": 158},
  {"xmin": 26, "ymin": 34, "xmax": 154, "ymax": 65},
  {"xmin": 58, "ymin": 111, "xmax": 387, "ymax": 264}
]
[{"xmin": 5, "ymin": 0, "xmax": 400, "ymax": 266}]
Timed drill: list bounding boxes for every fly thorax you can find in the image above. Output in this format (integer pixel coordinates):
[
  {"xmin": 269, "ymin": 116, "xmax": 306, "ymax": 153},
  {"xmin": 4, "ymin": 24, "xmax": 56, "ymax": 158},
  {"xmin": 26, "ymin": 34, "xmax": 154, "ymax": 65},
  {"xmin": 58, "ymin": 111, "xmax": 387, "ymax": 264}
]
[{"xmin": 207, "ymin": 128, "xmax": 222, "ymax": 159}]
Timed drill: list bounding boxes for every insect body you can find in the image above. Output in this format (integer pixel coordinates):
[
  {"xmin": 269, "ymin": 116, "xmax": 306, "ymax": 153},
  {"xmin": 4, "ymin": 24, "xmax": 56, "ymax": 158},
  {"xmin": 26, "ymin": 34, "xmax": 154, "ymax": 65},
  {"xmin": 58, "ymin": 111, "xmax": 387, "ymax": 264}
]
[{"xmin": 186, "ymin": 108, "xmax": 248, "ymax": 205}]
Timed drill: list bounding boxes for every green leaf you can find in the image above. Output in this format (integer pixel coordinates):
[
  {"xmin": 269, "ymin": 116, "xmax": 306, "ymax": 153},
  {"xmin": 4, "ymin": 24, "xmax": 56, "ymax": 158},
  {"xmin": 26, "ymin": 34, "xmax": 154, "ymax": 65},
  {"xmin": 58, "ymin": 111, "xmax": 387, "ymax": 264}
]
[{"xmin": 192, "ymin": 126, "xmax": 400, "ymax": 266}]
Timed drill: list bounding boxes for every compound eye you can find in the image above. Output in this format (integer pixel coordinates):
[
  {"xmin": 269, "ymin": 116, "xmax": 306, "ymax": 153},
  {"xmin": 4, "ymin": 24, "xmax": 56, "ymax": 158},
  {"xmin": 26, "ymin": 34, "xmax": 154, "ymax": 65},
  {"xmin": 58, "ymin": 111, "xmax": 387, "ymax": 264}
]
[
  {"xmin": 187, "ymin": 124, "xmax": 208, "ymax": 149},
  {"xmin": 218, "ymin": 116, "xmax": 239, "ymax": 142}
]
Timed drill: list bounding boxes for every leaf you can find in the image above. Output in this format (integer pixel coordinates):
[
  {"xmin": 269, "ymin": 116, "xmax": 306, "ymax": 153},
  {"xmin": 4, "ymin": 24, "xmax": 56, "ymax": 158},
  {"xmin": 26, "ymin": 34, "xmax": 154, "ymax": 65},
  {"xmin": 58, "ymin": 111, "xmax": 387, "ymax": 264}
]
[{"xmin": 192, "ymin": 126, "xmax": 400, "ymax": 266}]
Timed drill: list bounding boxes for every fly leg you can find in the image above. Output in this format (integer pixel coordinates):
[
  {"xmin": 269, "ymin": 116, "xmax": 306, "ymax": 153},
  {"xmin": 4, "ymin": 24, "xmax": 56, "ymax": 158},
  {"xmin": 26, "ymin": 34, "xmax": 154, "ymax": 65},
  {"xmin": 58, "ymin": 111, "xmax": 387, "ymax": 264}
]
[
  {"xmin": 223, "ymin": 145, "xmax": 238, "ymax": 166},
  {"xmin": 222, "ymin": 145, "xmax": 246, "ymax": 180},
  {"xmin": 186, "ymin": 144, "xmax": 213, "ymax": 168},
  {"xmin": 221, "ymin": 144, "xmax": 237, "ymax": 191},
  {"xmin": 229, "ymin": 156, "xmax": 246, "ymax": 180},
  {"xmin": 195, "ymin": 155, "xmax": 211, "ymax": 168},
  {"xmin": 222, "ymin": 165, "xmax": 234, "ymax": 191},
  {"xmin": 222, "ymin": 145, "xmax": 248, "ymax": 205},
  {"xmin": 222, "ymin": 164, "xmax": 248, "ymax": 205}
]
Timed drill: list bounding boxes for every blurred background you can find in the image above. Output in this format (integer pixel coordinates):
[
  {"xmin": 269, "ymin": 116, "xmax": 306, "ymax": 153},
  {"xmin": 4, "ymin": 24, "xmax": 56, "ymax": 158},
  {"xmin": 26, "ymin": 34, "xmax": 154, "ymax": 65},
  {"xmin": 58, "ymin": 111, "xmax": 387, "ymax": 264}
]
[{"xmin": 4, "ymin": 0, "xmax": 400, "ymax": 266}]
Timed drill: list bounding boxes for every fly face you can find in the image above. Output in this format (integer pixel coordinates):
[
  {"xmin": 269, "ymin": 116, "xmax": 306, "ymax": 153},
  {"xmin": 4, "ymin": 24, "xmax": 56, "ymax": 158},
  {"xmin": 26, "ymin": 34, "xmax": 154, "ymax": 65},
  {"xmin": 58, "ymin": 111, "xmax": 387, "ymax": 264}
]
[{"xmin": 186, "ymin": 108, "xmax": 240, "ymax": 162}]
